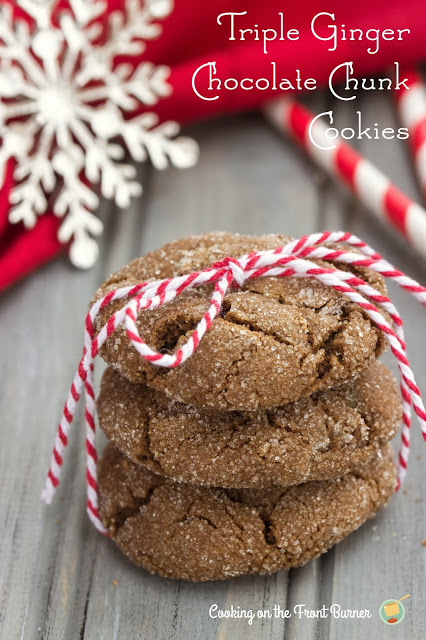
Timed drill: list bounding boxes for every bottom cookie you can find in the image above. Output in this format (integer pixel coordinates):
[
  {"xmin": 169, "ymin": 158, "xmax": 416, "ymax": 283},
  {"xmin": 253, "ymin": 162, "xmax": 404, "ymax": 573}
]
[{"xmin": 98, "ymin": 443, "xmax": 396, "ymax": 582}]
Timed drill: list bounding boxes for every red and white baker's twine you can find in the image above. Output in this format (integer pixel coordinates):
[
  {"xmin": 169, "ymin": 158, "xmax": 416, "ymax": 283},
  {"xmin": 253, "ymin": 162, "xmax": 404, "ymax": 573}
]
[
  {"xmin": 393, "ymin": 68, "xmax": 426, "ymax": 200},
  {"xmin": 42, "ymin": 232, "xmax": 426, "ymax": 534},
  {"xmin": 263, "ymin": 97, "xmax": 426, "ymax": 257}
]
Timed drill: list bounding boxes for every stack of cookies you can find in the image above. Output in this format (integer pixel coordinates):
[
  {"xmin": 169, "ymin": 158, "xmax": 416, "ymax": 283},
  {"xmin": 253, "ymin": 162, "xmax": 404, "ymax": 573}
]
[{"xmin": 94, "ymin": 232, "xmax": 401, "ymax": 581}]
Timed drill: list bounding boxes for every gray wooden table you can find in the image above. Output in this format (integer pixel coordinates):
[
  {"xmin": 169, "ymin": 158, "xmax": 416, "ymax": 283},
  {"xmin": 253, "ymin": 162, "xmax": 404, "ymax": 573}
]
[{"xmin": 1, "ymin": 92, "xmax": 425, "ymax": 640}]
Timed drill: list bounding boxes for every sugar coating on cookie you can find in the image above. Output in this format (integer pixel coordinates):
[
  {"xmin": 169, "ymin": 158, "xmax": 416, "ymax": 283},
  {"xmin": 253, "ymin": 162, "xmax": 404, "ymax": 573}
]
[
  {"xmin": 93, "ymin": 232, "xmax": 389, "ymax": 411},
  {"xmin": 98, "ymin": 361, "xmax": 401, "ymax": 488},
  {"xmin": 98, "ymin": 443, "xmax": 396, "ymax": 581}
]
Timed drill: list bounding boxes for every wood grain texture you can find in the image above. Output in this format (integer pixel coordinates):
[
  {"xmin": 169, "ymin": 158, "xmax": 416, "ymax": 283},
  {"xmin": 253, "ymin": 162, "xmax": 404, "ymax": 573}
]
[{"xmin": 0, "ymin": 93, "xmax": 425, "ymax": 640}]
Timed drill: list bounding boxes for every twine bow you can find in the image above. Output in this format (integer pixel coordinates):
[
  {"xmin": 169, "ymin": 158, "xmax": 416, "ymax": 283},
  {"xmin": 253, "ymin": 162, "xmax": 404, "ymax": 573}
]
[{"xmin": 42, "ymin": 231, "xmax": 426, "ymax": 534}]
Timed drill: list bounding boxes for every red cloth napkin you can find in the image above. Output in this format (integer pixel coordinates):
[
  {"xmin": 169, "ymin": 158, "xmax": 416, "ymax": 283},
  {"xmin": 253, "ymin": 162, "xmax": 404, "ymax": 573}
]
[{"xmin": 1, "ymin": 0, "xmax": 426, "ymax": 291}]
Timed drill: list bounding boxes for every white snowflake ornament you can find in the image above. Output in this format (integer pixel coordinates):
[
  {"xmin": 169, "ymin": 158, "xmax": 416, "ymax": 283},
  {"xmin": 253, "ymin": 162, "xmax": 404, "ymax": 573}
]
[{"xmin": 0, "ymin": 0, "xmax": 199, "ymax": 268}]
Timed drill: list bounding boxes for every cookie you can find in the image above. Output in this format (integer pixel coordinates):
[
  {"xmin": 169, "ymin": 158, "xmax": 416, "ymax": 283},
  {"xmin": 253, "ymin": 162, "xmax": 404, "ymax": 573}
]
[
  {"xmin": 98, "ymin": 361, "xmax": 401, "ymax": 488},
  {"xmin": 93, "ymin": 232, "xmax": 389, "ymax": 410},
  {"xmin": 98, "ymin": 443, "xmax": 396, "ymax": 581}
]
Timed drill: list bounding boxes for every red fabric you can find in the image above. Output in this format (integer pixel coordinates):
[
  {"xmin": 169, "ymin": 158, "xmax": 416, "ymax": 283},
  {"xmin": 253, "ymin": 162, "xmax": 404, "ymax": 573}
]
[{"xmin": 1, "ymin": 0, "xmax": 426, "ymax": 291}]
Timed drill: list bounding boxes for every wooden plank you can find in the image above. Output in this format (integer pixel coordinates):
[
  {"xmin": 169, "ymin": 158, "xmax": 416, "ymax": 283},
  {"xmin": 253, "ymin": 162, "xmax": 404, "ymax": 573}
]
[{"xmin": 0, "ymin": 181, "xmax": 149, "ymax": 640}]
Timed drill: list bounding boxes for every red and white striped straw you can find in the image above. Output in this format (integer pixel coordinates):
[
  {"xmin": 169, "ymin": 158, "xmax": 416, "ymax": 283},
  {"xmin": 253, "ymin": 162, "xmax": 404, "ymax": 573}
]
[
  {"xmin": 393, "ymin": 68, "xmax": 426, "ymax": 200},
  {"xmin": 262, "ymin": 97, "xmax": 426, "ymax": 258},
  {"xmin": 42, "ymin": 232, "xmax": 426, "ymax": 533}
]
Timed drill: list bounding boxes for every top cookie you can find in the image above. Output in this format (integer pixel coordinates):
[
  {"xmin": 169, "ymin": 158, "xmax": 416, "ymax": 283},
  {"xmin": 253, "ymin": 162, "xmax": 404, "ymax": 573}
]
[{"xmin": 93, "ymin": 232, "xmax": 388, "ymax": 411}]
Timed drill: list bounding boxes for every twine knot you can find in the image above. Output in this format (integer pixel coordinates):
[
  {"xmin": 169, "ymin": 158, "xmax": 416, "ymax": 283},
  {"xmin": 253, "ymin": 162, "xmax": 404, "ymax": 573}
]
[{"xmin": 226, "ymin": 256, "xmax": 247, "ymax": 287}]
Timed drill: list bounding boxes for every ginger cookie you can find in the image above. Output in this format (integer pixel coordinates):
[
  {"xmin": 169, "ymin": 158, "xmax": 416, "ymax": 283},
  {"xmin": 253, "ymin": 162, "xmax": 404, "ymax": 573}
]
[
  {"xmin": 98, "ymin": 443, "xmax": 396, "ymax": 581},
  {"xmin": 97, "ymin": 361, "xmax": 401, "ymax": 489},
  {"xmin": 93, "ymin": 232, "xmax": 389, "ymax": 411}
]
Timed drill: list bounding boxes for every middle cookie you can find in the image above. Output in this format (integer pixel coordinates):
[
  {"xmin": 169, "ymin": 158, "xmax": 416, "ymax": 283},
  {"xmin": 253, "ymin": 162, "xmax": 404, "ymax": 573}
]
[{"xmin": 98, "ymin": 361, "xmax": 401, "ymax": 489}]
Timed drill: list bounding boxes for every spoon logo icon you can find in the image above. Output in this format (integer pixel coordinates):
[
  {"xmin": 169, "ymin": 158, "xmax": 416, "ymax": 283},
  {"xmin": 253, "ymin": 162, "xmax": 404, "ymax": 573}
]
[{"xmin": 379, "ymin": 594, "xmax": 410, "ymax": 625}]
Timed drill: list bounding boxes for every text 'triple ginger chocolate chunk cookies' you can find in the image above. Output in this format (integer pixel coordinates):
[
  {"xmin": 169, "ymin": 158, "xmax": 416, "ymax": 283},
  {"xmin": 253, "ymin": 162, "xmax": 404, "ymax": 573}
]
[
  {"xmin": 92, "ymin": 232, "xmax": 390, "ymax": 411},
  {"xmin": 97, "ymin": 361, "xmax": 401, "ymax": 489},
  {"xmin": 98, "ymin": 443, "xmax": 396, "ymax": 582}
]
